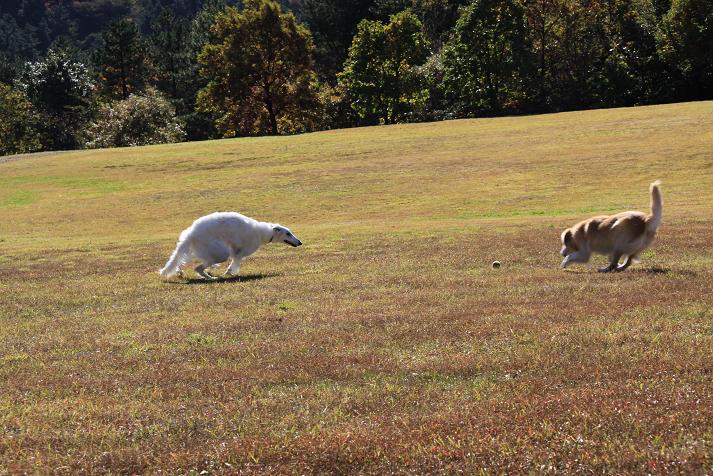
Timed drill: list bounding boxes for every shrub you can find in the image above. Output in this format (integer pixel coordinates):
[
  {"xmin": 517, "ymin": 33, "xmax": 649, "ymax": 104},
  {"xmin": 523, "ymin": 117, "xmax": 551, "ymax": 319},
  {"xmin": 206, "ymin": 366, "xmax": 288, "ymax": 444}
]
[
  {"xmin": 0, "ymin": 83, "xmax": 41, "ymax": 156},
  {"xmin": 84, "ymin": 88, "xmax": 185, "ymax": 148}
]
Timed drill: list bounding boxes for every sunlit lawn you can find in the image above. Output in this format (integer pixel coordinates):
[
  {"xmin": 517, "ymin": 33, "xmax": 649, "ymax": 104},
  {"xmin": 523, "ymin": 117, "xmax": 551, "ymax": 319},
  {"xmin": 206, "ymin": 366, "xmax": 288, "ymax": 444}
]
[{"xmin": 1, "ymin": 101, "xmax": 712, "ymax": 473}]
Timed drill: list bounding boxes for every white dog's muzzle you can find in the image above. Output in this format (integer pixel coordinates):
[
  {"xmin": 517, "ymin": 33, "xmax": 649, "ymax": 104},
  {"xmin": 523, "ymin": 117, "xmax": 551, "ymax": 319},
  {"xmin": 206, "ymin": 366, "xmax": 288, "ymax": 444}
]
[{"xmin": 285, "ymin": 236, "xmax": 302, "ymax": 247}]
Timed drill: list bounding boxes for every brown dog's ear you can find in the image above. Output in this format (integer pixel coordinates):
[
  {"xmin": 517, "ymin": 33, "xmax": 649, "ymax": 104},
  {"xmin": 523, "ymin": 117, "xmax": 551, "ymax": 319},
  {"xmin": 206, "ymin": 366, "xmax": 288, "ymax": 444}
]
[{"xmin": 562, "ymin": 229, "xmax": 578, "ymax": 251}]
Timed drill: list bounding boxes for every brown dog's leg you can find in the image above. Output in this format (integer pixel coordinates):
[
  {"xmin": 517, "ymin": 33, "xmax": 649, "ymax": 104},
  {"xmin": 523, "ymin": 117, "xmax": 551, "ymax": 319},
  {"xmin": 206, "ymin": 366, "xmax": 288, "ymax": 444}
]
[
  {"xmin": 561, "ymin": 251, "xmax": 588, "ymax": 268},
  {"xmin": 615, "ymin": 255, "xmax": 634, "ymax": 272},
  {"xmin": 599, "ymin": 253, "xmax": 622, "ymax": 273}
]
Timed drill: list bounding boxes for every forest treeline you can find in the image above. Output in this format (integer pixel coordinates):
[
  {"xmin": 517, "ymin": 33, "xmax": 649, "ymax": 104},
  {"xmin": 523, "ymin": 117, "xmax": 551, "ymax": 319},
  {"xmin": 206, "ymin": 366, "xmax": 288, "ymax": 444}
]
[{"xmin": 1, "ymin": 0, "xmax": 711, "ymax": 154}]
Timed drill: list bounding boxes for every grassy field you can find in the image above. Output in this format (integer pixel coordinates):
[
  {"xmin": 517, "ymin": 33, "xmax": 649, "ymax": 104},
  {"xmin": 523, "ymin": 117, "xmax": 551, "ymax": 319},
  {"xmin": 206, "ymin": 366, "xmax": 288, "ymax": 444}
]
[{"xmin": 1, "ymin": 101, "xmax": 712, "ymax": 474}]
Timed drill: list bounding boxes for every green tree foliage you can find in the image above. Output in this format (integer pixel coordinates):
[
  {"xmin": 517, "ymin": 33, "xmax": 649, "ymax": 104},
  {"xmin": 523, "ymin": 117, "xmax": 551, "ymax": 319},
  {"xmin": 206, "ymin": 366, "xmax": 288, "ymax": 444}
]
[
  {"xmin": 338, "ymin": 11, "xmax": 430, "ymax": 124},
  {"xmin": 83, "ymin": 88, "xmax": 185, "ymax": 148},
  {"xmin": 181, "ymin": 0, "xmax": 233, "ymax": 139},
  {"xmin": 189, "ymin": 0, "xmax": 233, "ymax": 49},
  {"xmin": 369, "ymin": 0, "xmax": 411, "ymax": 18},
  {"xmin": 197, "ymin": 0, "xmax": 320, "ymax": 136},
  {"xmin": 0, "ymin": 12, "xmax": 40, "ymax": 82},
  {"xmin": 149, "ymin": 9, "xmax": 193, "ymax": 109},
  {"xmin": 16, "ymin": 45, "xmax": 94, "ymax": 150},
  {"xmin": 523, "ymin": 0, "xmax": 568, "ymax": 105},
  {"xmin": 370, "ymin": 0, "xmax": 468, "ymax": 47},
  {"xmin": 1, "ymin": 0, "xmax": 712, "ymax": 149},
  {"xmin": 596, "ymin": 0, "xmax": 667, "ymax": 105},
  {"xmin": 658, "ymin": 0, "xmax": 713, "ymax": 99},
  {"xmin": 63, "ymin": 1, "xmax": 133, "ymax": 49},
  {"xmin": 0, "ymin": 0, "xmax": 134, "ymax": 54},
  {"xmin": 523, "ymin": 0, "xmax": 666, "ymax": 110},
  {"xmin": 162, "ymin": 0, "xmax": 241, "ymax": 140},
  {"xmin": 652, "ymin": 0, "xmax": 672, "ymax": 16},
  {"xmin": 0, "ymin": 83, "xmax": 40, "ymax": 155},
  {"xmin": 413, "ymin": 50, "xmax": 450, "ymax": 121},
  {"xmin": 299, "ymin": 0, "xmax": 376, "ymax": 80},
  {"xmin": 136, "ymin": 0, "xmax": 207, "ymax": 32},
  {"xmin": 442, "ymin": 0, "xmax": 532, "ymax": 114},
  {"xmin": 93, "ymin": 18, "xmax": 151, "ymax": 99},
  {"xmin": 410, "ymin": 0, "xmax": 469, "ymax": 47}
]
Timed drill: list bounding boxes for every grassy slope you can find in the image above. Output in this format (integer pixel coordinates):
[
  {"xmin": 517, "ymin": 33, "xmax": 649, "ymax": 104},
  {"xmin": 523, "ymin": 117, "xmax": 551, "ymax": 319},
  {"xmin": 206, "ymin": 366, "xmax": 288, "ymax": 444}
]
[{"xmin": 1, "ymin": 102, "xmax": 712, "ymax": 474}]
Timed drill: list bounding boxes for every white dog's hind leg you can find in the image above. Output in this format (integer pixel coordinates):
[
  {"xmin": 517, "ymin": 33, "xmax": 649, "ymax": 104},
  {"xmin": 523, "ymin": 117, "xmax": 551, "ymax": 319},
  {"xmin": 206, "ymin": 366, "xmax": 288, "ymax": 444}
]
[{"xmin": 195, "ymin": 264, "xmax": 217, "ymax": 280}]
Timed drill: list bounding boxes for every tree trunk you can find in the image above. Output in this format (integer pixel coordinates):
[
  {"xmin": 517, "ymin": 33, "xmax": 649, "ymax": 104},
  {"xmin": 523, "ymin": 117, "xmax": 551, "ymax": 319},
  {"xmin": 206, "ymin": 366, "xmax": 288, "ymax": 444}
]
[
  {"xmin": 264, "ymin": 89, "xmax": 278, "ymax": 135},
  {"xmin": 120, "ymin": 49, "xmax": 128, "ymax": 99}
]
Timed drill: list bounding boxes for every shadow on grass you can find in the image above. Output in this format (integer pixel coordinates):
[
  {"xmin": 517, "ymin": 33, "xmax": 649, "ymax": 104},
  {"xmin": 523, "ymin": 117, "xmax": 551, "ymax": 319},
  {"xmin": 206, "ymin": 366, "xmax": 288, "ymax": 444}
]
[
  {"xmin": 165, "ymin": 272, "xmax": 281, "ymax": 285},
  {"xmin": 563, "ymin": 266, "xmax": 692, "ymax": 276},
  {"xmin": 641, "ymin": 266, "xmax": 669, "ymax": 274},
  {"xmin": 631, "ymin": 266, "xmax": 697, "ymax": 276}
]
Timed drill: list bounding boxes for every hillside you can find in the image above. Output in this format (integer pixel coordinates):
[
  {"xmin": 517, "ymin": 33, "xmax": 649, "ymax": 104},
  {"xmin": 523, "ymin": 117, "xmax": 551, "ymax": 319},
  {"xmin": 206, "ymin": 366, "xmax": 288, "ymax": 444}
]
[{"xmin": 1, "ymin": 102, "xmax": 712, "ymax": 473}]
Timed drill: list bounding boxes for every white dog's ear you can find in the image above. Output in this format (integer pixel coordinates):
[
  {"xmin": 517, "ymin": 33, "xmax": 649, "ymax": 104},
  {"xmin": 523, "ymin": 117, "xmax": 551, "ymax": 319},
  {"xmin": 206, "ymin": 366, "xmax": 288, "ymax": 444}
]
[{"xmin": 273, "ymin": 226, "xmax": 280, "ymax": 232}]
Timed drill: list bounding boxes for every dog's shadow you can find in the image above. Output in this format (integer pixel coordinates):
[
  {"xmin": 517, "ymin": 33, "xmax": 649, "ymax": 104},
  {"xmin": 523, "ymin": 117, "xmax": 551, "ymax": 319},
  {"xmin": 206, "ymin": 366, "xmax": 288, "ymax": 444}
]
[
  {"xmin": 630, "ymin": 266, "xmax": 696, "ymax": 277},
  {"xmin": 636, "ymin": 266, "xmax": 669, "ymax": 275},
  {"xmin": 166, "ymin": 272, "xmax": 281, "ymax": 285},
  {"xmin": 563, "ymin": 266, "xmax": 688, "ymax": 276}
]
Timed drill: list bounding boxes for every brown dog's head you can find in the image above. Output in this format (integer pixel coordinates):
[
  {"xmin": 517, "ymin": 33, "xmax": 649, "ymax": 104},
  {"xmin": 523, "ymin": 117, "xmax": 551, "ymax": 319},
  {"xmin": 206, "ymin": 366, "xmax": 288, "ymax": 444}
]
[{"xmin": 560, "ymin": 229, "xmax": 577, "ymax": 257}]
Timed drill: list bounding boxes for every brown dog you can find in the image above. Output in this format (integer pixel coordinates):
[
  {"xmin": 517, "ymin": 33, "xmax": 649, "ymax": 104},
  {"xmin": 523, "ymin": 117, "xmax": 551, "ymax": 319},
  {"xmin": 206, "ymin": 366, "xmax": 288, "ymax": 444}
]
[{"xmin": 560, "ymin": 181, "xmax": 662, "ymax": 272}]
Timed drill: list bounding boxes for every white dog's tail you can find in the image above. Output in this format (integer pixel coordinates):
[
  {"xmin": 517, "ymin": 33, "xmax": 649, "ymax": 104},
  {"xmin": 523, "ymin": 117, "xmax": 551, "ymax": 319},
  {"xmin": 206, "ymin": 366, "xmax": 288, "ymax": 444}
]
[
  {"xmin": 159, "ymin": 238, "xmax": 192, "ymax": 279},
  {"xmin": 646, "ymin": 180, "xmax": 663, "ymax": 231}
]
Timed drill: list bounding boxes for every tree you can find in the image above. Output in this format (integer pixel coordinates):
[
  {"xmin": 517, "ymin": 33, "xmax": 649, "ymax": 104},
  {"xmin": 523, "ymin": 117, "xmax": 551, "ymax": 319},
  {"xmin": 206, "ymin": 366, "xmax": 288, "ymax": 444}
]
[
  {"xmin": 93, "ymin": 18, "xmax": 151, "ymax": 99},
  {"xmin": 149, "ymin": 8, "xmax": 193, "ymax": 109},
  {"xmin": 299, "ymin": 0, "xmax": 376, "ymax": 81},
  {"xmin": 369, "ymin": 0, "xmax": 411, "ymax": 19},
  {"xmin": 594, "ymin": 0, "xmax": 668, "ymax": 106},
  {"xmin": 370, "ymin": 0, "xmax": 470, "ymax": 47},
  {"xmin": 529, "ymin": 1, "xmax": 607, "ymax": 110},
  {"xmin": 16, "ymin": 44, "xmax": 94, "ymax": 150},
  {"xmin": 409, "ymin": 0, "xmax": 470, "ymax": 48},
  {"xmin": 338, "ymin": 11, "xmax": 430, "ymax": 124},
  {"xmin": 442, "ymin": 0, "xmax": 533, "ymax": 115},
  {"xmin": 0, "ymin": 83, "xmax": 40, "ymax": 155},
  {"xmin": 83, "ymin": 88, "xmax": 185, "ymax": 148},
  {"xmin": 523, "ymin": 0, "xmax": 568, "ymax": 105},
  {"xmin": 197, "ymin": 0, "xmax": 320, "ymax": 136},
  {"xmin": 657, "ymin": 0, "xmax": 713, "ymax": 100},
  {"xmin": 181, "ymin": 0, "xmax": 232, "ymax": 140},
  {"xmin": 0, "ymin": 13, "xmax": 41, "ymax": 83},
  {"xmin": 523, "ymin": 0, "xmax": 670, "ymax": 111}
]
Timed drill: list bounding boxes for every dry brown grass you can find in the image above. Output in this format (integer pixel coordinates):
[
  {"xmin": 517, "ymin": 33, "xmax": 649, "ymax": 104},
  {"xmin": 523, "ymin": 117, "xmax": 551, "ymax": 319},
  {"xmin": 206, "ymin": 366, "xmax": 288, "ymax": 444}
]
[{"xmin": 1, "ymin": 102, "xmax": 713, "ymax": 474}]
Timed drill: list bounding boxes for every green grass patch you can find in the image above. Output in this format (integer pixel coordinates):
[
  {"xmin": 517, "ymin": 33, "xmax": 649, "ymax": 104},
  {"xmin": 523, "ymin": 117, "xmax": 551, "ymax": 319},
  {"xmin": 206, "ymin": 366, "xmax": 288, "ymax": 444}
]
[{"xmin": 0, "ymin": 190, "xmax": 36, "ymax": 207}]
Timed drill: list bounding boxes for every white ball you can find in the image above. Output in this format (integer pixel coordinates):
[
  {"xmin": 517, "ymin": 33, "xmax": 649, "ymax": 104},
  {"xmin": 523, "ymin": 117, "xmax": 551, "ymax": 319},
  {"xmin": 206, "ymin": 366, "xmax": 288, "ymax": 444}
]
[{"xmin": 491, "ymin": 260, "xmax": 501, "ymax": 269}]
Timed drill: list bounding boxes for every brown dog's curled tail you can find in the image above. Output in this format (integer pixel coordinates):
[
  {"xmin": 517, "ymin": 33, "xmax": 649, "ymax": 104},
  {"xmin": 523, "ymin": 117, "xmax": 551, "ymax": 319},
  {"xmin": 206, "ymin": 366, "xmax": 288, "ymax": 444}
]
[{"xmin": 647, "ymin": 180, "xmax": 662, "ymax": 230}]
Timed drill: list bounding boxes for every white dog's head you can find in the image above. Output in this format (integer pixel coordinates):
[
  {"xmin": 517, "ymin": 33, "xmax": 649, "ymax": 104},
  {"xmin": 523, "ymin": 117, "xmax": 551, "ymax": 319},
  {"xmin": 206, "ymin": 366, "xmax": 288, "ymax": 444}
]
[{"xmin": 271, "ymin": 225, "xmax": 302, "ymax": 247}]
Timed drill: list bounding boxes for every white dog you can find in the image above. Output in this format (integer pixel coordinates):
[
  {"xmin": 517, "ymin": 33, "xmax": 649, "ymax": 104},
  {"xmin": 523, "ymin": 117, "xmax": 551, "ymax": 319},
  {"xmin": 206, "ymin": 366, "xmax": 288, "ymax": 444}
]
[{"xmin": 159, "ymin": 212, "xmax": 302, "ymax": 280}]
